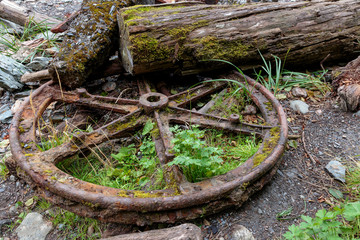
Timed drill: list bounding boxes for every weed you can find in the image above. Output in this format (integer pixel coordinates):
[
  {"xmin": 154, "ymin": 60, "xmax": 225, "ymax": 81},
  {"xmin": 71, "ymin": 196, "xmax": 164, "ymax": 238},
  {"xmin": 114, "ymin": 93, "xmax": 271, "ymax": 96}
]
[
  {"xmin": 0, "ymin": 161, "xmax": 8, "ymax": 180},
  {"xmin": 57, "ymin": 121, "xmax": 165, "ymax": 190},
  {"xmin": 345, "ymin": 161, "xmax": 360, "ymax": 201},
  {"xmin": 48, "ymin": 208, "xmax": 105, "ymax": 240},
  {"xmin": 168, "ymin": 126, "xmax": 259, "ymax": 182},
  {"xmin": 0, "ymin": 17, "xmax": 59, "ymax": 62},
  {"xmin": 255, "ymin": 51, "xmax": 283, "ymax": 96},
  {"xmin": 283, "ymin": 201, "xmax": 360, "ymax": 240},
  {"xmin": 254, "ymin": 51, "xmax": 331, "ymax": 96}
]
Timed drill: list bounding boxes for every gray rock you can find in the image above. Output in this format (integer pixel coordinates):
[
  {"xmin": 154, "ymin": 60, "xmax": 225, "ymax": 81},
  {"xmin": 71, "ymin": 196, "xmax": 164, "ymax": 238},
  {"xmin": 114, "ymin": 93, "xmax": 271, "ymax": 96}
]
[
  {"xmin": 0, "ymin": 54, "xmax": 30, "ymax": 91},
  {"xmin": 230, "ymin": 224, "xmax": 255, "ymax": 240},
  {"xmin": 290, "ymin": 100, "xmax": 309, "ymax": 114},
  {"xmin": 102, "ymin": 81, "xmax": 117, "ymax": 92},
  {"xmin": 26, "ymin": 57, "xmax": 51, "ymax": 71},
  {"xmin": 291, "ymin": 87, "xmax": 307, "ymax": 98},
  {"xmin": 353, "ymin": 110, "xmax": 360, "ymax": 118},
  {"xmin": 16, "ymin": 212, "xmax": 53, "ymax": 240},
  {"xmin": 0, "ymin": 33, "xmax": 18, "ymax": 52},
  {"xmin": 35, "ymin": 31, "xmax": 57, "ymax": 41},
  {"xmin": 0, "ymin": 18, "xmax": 24, "ymax": 34},
  {"xmin": 325, "ymin": 160, "xmax": 346, "ymax": 183},
  {"xmin": 0, "ymin": 105, "xmax": 12, "ymax": 123}
]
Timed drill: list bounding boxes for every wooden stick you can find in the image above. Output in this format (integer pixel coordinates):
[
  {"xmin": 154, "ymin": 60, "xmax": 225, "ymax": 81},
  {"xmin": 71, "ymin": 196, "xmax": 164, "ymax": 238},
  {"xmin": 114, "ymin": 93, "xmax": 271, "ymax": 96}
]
[
  {"xmin": 21, "ymin": 69, "xmax": 50, "ymax": 83},
  {"xmin": 0, "ymin": 0, "xmax": 61, "ymax": 27}
]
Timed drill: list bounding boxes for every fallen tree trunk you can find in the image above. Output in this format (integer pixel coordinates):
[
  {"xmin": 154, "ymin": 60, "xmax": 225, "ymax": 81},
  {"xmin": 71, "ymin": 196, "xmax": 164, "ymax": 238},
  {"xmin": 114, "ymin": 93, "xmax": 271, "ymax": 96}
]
[
  {"xmin": 118, "ymin": 0, "xmax": 360, "ymax": 75},
  {"xmin": 49, "ymin": 0, "xmax": 360, "ymax": 88}
]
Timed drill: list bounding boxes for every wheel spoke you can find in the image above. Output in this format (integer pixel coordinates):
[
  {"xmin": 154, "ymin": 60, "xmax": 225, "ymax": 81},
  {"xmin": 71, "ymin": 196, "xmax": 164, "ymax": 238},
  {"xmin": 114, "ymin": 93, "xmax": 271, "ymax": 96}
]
[
  {"xmin": 52, "ymin": 87, "xmax": 139, "ymax": 114},
  {"xmin": 167, "ymin": 106, "xmax": 272, "ymax": 137},
  {"xmin": 168, "ymin": 82, "xmax": 226, "ymax": 108}
]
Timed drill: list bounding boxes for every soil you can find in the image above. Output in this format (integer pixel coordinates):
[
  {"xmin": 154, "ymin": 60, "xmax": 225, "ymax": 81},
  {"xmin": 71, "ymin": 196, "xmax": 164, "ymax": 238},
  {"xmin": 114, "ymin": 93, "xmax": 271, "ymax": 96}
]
[{"xmin": 1, "ymin": 0, "xmax": 360, "ymax": 239}]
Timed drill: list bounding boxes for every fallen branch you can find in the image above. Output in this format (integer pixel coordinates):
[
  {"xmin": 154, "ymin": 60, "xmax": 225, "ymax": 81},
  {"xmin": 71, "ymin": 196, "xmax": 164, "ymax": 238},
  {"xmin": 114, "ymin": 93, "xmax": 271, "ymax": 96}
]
[
  {"xmin": 21, "ymin": 69, "xmax": 50, "ymax": 83},
  {"xmin": 0, "ymin": 0, "xmax": 61, "ymax": 27}
]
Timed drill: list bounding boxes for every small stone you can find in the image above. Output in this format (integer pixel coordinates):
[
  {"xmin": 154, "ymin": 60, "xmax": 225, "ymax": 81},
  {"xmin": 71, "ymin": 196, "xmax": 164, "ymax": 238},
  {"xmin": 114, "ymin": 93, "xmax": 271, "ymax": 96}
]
[
  {"xmin": 0, "ymin": 54, "xmax": 29, "ymax": 91},
  {"xmin": 290, "ymin": 100, "xmax": 309, "ymax": 114},
  {"xmin": 241, "ymin": 105, "xmax": 257, "ymax": 115},
  {"xmin": 26, "ymin": 57, "xmax": 52, "ymax": 71},
  {"xmin": 9, "ymin": 205, "xmax": 19, "ymax": 215},
  {"xmin": 102, "ymin": 81, "xmax": 117, "ymax": 92},
  {"xmin": 292, "ymin": 87, "xmax": 308, "ymax": 98},
  {"xmin": 257, "ymin": 208, "xmax": 263, "ymax": 214},
  {"xmin": 315, "ymin": 109, "xmax": 322, "ymax": 116},
  {"xmin": 9, "ymin": 175, "xmax": 16, "ymax": 181},
  {"xmin": 353, "ymin": 110, "xmax": 360, "ymax": 118},
  {"xmin": 230, "ymin": 224, "xmax": 255, "ymax": 240},
  {"xmin": 0, "ymin": 187, "xmax": 5, "ymax": 193},
  {"xmin": 0, "ymin": 109, "xmax": 12, "ymax": 123},
  {"xmin": 325, "ymin": 160, "xmax": 346, "ymax": 183},
  {"xmin": 16, "ymin": 212, "xmax": 53, "ymax": 240}
]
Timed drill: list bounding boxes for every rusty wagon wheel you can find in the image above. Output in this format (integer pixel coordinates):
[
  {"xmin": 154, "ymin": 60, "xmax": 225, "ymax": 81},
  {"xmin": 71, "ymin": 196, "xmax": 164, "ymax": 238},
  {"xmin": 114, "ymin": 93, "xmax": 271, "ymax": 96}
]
[{"xmin": 10, "ymin": 72, "xmax": 287, "ymax": 225}]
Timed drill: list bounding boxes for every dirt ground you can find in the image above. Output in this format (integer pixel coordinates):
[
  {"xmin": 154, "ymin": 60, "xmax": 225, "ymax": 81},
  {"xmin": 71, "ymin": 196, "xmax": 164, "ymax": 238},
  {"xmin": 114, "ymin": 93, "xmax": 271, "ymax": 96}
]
[{"xmin": 1, "ymin": 0, "xmax": 360, "ymax": 239}]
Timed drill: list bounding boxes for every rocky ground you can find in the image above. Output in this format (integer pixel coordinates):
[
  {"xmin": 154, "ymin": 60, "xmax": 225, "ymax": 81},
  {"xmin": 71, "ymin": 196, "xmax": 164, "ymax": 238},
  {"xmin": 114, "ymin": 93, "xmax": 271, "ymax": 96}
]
[{"xmin": 0, "ymin": 0, "xmax": 359, "ymax": 240}]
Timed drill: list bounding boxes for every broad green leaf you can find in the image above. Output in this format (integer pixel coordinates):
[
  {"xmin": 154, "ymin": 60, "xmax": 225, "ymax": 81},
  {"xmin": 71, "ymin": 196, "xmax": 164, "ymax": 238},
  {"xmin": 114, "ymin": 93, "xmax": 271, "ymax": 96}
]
[
  {"xmin": 142, "ymin": 119, "xmax": 155, "ymax": 136},
  {"xmin": 328, "ymin": 188, "xmax": 343, "ymax": 200},
  {"xmin": 343, "ymin": 201, "xmax": 360, "ymax": 221}
]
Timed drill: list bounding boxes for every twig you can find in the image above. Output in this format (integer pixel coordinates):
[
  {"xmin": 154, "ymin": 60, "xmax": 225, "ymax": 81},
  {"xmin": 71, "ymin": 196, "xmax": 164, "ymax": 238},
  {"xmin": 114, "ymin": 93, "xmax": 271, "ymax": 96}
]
[
  {"xmin": 302, "ymin": 127, "xmax": 320, "ymax": 165},
  {"xmin": 320, "ymin": 53, "xmax": 330, "ymax": 72}
]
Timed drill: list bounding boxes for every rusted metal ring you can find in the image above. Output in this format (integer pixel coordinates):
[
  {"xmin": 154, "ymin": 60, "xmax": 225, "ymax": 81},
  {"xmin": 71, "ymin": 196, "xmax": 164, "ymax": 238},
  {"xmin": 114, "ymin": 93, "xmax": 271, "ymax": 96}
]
[
  {"xmin": 139, "ymin": 92, "xmax": 168, "ymax": 113},
  {"xmin": 10, "ymin": 73, "xmax": 288, "ymax": 225}
]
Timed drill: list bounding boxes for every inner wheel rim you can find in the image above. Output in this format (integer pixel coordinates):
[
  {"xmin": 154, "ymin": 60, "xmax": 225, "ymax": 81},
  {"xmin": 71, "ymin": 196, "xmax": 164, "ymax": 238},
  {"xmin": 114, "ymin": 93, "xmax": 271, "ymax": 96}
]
[{"xmin": 10, "ymin": 72, "xmax": 288, "ymax": 225}]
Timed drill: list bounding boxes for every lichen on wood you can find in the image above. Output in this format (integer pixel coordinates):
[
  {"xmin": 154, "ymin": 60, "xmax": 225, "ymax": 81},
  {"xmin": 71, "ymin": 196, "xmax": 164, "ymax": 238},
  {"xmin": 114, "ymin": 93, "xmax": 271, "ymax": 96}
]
[{"xmin": 49, "ymin": 0, "xmax": 140, "ymax": 88}]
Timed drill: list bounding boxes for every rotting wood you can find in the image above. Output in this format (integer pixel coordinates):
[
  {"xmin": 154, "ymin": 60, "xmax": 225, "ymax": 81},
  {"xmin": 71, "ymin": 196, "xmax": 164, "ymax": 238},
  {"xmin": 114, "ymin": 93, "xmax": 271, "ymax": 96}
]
[
  {"xmin": 0, "ymin": 0, "xmax": 60, "ymax": 27},
  {"xmin": 118, "ymin": 0, "xmax": 360, "ymax": 75},
  {"xmin": 100, "ymin": 223, "xmax": 202, "ymax": 240}
]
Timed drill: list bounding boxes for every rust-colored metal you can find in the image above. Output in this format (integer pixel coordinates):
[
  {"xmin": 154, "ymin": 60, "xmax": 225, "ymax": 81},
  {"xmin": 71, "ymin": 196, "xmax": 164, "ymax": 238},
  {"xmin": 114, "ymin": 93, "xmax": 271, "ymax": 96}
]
[{"xmin": 10, "ymin": 72, "xmax": 288, "ymax": 225}]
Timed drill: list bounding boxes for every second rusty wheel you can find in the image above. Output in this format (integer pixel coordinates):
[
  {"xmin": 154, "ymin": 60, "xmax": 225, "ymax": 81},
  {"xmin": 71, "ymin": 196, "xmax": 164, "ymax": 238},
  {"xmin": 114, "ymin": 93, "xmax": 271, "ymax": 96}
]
[{"xmin": 10, "ymin": 72, "xmax": 287, "ymax": 225}]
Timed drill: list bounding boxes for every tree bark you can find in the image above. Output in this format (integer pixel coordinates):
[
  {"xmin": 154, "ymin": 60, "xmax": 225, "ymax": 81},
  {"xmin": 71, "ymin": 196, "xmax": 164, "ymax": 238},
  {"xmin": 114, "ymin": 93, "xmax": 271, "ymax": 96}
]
[{"xmin": 118, "ymin": 0, "xmax": 360, "ymax": 76}]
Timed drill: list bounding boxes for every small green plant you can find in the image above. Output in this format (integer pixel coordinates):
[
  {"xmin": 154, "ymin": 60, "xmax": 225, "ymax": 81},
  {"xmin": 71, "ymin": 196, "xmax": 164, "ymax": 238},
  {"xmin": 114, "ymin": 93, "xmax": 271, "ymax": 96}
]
[
  {"xmin": 254, "ymin": 50, "xmax": 330, "ymax": 96},
  {"xmin": 57, "ymin": 120, "xmax": 165, "ymax": 190},
  {"xmin": 168, "ymin": 126, "xmax": 259, "ymax": 182},
  {"xmin": 283, "ymin": 201, "xmax": 360, "ymax": 240},
  {"xmin": 0, "ymin": 161, "xmax": 9, "ymax": 180},
  {"xmin": 0, "ymin": 17, "xmax": 59, "ymax": 61},
  {"xmin": 346, "ymin": 160, "xmax": 360, "ymax": 201},
  {"xmin": 48, "ymin": 208, "xmax": 105, "ymax": 240},
  {"xmin": 255, "ymin": 51, "xmax": 283, "ymax": 95}
]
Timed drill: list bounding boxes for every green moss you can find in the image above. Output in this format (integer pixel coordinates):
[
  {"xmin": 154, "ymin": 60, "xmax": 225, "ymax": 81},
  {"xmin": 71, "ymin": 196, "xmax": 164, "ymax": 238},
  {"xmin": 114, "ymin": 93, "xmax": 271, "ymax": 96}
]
[
  {"xmin": 252, "ymin": 127, "xmax": 280, "ymax": 168},
  {"xmin": 130, "ymin": 34, "xmax": 171, "ymax": 63},
  {"xmin": 118, "ymin": 190, "xmax": 130, "ymax": 197},
  {"xmin": 193, "ymin": 36, "xmax": 250, "ymax": 61},
  {"xmin": 123, "ymin": 5, "xmax": 185, "ymax": 21},
  {"xmin": 264, "ymin": 101, "xmax": 273, "ymax": 111},
  {"xmin": 133, "ymin": 191, "xmax": 164, "ymax": 198}
]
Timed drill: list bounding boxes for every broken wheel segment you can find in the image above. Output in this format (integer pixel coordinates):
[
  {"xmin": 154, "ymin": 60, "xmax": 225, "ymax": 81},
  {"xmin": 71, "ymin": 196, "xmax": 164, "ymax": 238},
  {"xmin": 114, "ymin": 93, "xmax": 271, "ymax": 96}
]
[{"xmin": 10, "ymin": 72, "xmax": 287, "ymax": 225}]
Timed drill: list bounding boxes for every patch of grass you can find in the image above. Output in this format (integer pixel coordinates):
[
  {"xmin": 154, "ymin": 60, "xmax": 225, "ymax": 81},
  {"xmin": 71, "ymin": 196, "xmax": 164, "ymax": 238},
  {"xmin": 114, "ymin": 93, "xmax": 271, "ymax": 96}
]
[
  {"xmin": 168, "ymin": 126, "xmax": 259, "ymax": 182},
  {"xmin": 0, "ymin": 17, "xmax": 59, "ymax": 61},
  {"xmin": 57, "ymin": 122, "xmax": 165, "ymax": 191},
  {"xmin": 253, "ymin": 51, "xmax": 331, "ymax": 96},
  {"xmin": 209, "ymin": 82, "xmax": 248, "ymax": 118},
  {"xmin": 48, "ymin": 208, "xmax": 105, "ymax": 240},
  {"xmin": 0, "ymin": 161, "xmax": 9, "ymax": 180},
  {"xmin": 345, "ymin": 160, "xmax": 360, "ymax": 201}
]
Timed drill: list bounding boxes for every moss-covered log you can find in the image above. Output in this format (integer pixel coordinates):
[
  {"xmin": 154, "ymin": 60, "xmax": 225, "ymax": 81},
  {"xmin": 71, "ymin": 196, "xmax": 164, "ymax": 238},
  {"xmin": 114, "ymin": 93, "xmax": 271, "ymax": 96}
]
[
  {"xmin": 118, "ymin": 0, "xmax": 360, "ymax": 75},
  {"xmin": 49, "ymin": 0, "xmax": 153, "ymax": 89}
]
